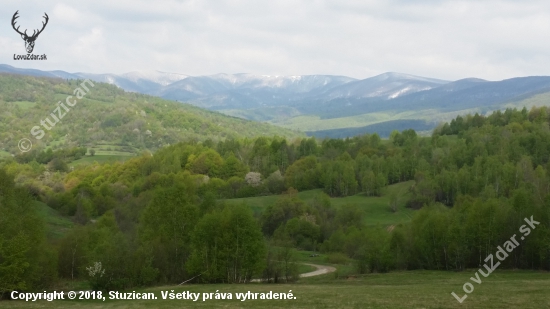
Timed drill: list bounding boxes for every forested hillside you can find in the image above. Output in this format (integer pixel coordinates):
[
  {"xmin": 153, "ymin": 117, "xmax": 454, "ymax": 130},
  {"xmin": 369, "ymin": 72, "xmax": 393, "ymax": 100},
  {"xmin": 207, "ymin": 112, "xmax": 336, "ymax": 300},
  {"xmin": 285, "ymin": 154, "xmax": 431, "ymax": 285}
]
[
  {"xmin": 0, "ymin": 74, "xmax": 303, "ymax": 157},
  {"xmin": 1, "ymin": 106, "xmax": 550, "ymax": 296}
]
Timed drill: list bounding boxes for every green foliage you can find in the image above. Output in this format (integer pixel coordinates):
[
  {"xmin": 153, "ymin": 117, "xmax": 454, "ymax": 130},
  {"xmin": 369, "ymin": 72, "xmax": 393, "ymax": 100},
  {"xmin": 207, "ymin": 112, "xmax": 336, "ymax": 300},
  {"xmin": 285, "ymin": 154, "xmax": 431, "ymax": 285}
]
[
  {"xmin": 265, "ymin": 170, "xmax": 287, "ymax": 194},
  {"xmin": 16, "ymin": 147, "xmax": 87, "ymax": 165},
  {"xmin": 284, "ymin": 156, "xmax": 319, "ymax": 191},
  {"xmin": 276, "ymin": 217, "xmax": 321, "ymax": 251},
  {"xmin": 321, "ymin": 159, "xmax": 358, "ymax": 197},
  {"xmin": 0, "ymin": 169, "xmax": 56, "ymax": 297},
  {"xmin": 0, "ymin": 74, "xmax": 303, "ymax": 156},
  {"xmin": 4, "ymin": 103, "xmax": 550, "ymax": 293},
  {"xmin": 263, "ymin": 235, "xmax": 300, "ymax": 283},
  {"xmin": 221, "ymin": 153, "xmax": 249, "ymax": 179},
  {"xmin": 325, "ymin": 252, "xmax": 349, "ymax": 264},
  {"xmin": 261, "ymin": 190, "xmax": 308, "ymax": 236},
  {"xmin": 139, "ymin": 177, "xmax": 198, "ymax": 283},
  {"xmin": 186, "ymin": 149, "xmax": 224, "ymax": 178},
  {"xmin": 187, "ymin": 203, "xmax": 266, "ymax": 283}
]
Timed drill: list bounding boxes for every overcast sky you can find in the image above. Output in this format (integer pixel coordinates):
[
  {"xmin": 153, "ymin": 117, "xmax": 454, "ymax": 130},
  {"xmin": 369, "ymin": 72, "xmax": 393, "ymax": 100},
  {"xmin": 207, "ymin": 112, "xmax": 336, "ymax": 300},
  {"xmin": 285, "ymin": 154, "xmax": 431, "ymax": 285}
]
[{"xmin": 1, "ymin": 0, "xmax": 549, "ymax": 81}]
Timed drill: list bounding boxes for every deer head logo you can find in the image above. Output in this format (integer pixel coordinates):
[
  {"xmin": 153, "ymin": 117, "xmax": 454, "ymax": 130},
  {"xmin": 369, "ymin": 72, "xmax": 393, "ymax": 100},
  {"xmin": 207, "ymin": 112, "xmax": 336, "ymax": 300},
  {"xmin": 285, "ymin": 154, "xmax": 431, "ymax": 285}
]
[{"xmin": 11, "ymin": 11, "xmax": 49, "ymax": 54}]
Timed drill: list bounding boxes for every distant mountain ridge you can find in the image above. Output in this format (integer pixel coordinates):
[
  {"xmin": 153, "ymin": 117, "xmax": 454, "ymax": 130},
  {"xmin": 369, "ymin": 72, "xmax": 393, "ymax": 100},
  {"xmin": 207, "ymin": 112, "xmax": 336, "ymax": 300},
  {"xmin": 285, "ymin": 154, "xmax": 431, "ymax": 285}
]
[{"xmin": 3, "ymin": 64, "xmax": 550, "ymax": 138}]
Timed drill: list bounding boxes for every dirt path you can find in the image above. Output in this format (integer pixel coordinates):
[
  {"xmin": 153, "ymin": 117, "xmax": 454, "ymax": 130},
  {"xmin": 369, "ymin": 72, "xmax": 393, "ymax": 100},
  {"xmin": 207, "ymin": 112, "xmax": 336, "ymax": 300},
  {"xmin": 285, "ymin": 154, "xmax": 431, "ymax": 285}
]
[
  {"xmin": 250, "ymin": 263, "xmax": 336, "ymax": 282},
  {"xmin": 299, "ymin": 263, "xmax": 337, "ymax": 278}
]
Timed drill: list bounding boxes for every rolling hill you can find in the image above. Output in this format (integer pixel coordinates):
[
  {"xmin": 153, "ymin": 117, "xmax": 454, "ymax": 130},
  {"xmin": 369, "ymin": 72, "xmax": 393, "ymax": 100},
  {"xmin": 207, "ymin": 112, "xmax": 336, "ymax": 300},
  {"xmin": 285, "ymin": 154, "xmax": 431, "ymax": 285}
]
[
  {"xmin": 3, "ymin": 64, "xmax": 550, "ymax": 138},
  {"xmin": 0, "ymin": 73, "xmax": 303, "ymax": 157}
]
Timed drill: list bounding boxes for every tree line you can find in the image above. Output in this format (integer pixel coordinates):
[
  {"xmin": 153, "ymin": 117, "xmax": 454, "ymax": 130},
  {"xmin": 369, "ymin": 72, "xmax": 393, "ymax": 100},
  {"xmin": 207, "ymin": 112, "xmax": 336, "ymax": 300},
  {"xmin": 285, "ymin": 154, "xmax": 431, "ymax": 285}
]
[{"xmin": 1, "ymin": 106, "xmax": 550, "ymax": 297}]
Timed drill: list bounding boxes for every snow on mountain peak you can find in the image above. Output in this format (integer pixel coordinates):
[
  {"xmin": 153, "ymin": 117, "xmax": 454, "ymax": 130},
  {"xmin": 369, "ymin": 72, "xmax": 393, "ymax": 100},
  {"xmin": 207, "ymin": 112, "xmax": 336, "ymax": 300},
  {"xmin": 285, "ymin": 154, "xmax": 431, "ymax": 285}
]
[
  {"xmin": 373, "ymin": 72, "xmax": 449, "ymax": 84},
  {"xmin": 122, "ymin": 70, "xmax": 189, "ymax": 86},
  {"xmin": 388, "ymin": 86, "xmax": 433, "ymax": 99}
]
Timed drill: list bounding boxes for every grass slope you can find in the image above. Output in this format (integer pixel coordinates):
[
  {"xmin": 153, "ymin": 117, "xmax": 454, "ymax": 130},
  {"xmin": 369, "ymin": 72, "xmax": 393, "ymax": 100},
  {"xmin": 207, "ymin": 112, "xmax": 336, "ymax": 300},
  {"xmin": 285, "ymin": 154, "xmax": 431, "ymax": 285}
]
[
  {"xmin": 70, "ymin": 154, "xmax": 135, "ymax": 166},
  {"xmin": 70, "ymin": 145, "xmax": 138, "ymax": 166},
  {"xmin": 225, "ymin": 181, "xmax": 415, "ymax": 227},
  {"xmin": 34, "ymin": 201, "xmax": 73, "ymax": 239}
]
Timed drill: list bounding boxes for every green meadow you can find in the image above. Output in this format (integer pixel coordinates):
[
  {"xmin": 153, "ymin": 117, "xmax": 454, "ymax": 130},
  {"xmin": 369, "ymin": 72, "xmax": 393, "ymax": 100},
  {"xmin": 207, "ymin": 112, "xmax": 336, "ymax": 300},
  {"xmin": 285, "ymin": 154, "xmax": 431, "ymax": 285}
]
[
  {"xmin": 225, "ymin": 181, "xmax": 415, "ymax": 227},
  {"xmin": 4, "ymin": 270, "xmax": 549, "ymax": 309}
]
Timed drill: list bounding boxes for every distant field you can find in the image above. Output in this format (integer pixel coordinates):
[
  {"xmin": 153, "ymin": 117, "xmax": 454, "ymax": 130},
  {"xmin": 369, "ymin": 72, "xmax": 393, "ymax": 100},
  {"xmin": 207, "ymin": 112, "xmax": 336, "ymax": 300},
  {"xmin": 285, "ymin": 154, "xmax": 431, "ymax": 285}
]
[
  {"xmin": 0, "ymin": 150, "xmax": 11, "ymax": 158},
  {"xmin": 12, "ymin": 101, "xmax": 36, "ymax": 110},
  {"xmin": 267, "ymin": 95, "xmax": 550, "ymax": 137},
  {"xmin": 272, "ymin": 111, "xmax": 417, "ymax": 131},
  {"xmin": 52, "ymin": 94, "xmax": 114, "ymax": 106},
  {"xmin": 92, "ymin": 150, "xmax": 136, "ymax": 156},
  {"xmin": 270, "ymin": 109, "xmax": 475, "ymax": 133},
  {"xmin": 225, "ymin": 181, "xmax": 415, "ymax": 227},
  {"xmin": 71, "ymin": 154, "xmax": 135, "ymax": 166},
  {"xmin": 69, "ymin": 145, "xmax": 136, "ymax": 166},
  {"xmin": 4, "ymin": 270, "xmax": 549, "ymax": 308},
  {"xmin": 306, "ymin": 119, "xmax": 434, "ymax": 139},
  {"xmin": 222, "ymin": 106, "xmax": 302, "ymax": 122},
  {"xmin": 504, "ymin": 92, "xmax": 550, "ymax": 110},
  {"xmin": 45, "ymin": 137, "xmax": 68, "ymax": 150}
]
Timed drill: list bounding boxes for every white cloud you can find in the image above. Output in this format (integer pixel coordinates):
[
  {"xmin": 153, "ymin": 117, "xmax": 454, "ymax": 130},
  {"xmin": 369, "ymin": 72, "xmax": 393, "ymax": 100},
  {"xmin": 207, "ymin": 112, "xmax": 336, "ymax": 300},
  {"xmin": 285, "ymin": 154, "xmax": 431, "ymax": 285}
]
[
  {"xmin": 52, "ymin": 3, "xmax": 82, "ymax": 24},
  {"xmin": 0, "ymin": 0, "xmax": 549, "ymax": 80}
]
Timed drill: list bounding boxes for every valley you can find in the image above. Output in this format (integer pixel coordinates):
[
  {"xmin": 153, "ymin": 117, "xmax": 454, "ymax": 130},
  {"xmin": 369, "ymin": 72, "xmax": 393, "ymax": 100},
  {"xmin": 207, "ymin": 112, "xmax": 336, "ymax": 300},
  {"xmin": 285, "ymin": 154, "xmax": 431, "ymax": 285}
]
[
  {"xmin": 2, "ymin": 72, "xmax": 550, "ymax": 309},
  {"xmin": 2, "ymin": 0, "xmax": 549, "ymax": 307}
]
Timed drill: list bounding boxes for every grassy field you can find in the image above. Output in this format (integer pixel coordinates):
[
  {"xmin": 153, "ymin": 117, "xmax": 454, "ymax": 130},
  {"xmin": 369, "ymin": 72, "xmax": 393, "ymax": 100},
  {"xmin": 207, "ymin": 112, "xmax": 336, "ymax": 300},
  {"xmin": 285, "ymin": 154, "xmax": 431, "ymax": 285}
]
[
  {"xmin": 503, "ymin": 92, "xmax": 550, "ymax": 111},
  {"xmin": 272, "ymin": 112, "xmax": 419, "ymax": 131},
  {"xmin": 297, "ymin": 264, "xmax": 317, "ymax": 274},
  {"xmin": 70, "ymin": 145, "xmax": 137, "ymax": 167},
  {"xmin": 3, "ymin": 270, "xmax": 549, "ymax": 308},
  {"xmin": 7, "ymin": 185, "xmax": 548, "ymax": 309},
  {"xmin": 225, "ymin": 181, "xmax": 415, "ymax": 227},
  {"xmin": 270, "ymin": 108, "xmax": 483, "ymax": 133},
  {"xmin": 0, "ymin": 150, "xmax": 12, "ymax": 158},
  {"xmin": 71, "ymin": 154, "xmax": 135, "ymax": 166},
  {"xmin": 13, "ymin": 101, "xmax": 36, "ymax": 110},
  {"xmin": 45, "ymin": 136, "xmax": 68, "ymax": 150},
  {"xmin": 266, "ymin": 96, "xmax": 550, "ymax": 136},
  {"xmin": 34, "ymin": 201, "xmax": 73, "ymax": 239}
]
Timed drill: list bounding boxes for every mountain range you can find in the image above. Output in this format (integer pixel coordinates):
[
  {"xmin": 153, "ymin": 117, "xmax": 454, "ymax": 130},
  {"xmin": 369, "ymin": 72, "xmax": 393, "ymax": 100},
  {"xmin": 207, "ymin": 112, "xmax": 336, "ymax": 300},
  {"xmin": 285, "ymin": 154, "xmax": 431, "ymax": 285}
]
[{"xmin": 3, "ymin": 64, "xmax": 550, "ymax": 138}]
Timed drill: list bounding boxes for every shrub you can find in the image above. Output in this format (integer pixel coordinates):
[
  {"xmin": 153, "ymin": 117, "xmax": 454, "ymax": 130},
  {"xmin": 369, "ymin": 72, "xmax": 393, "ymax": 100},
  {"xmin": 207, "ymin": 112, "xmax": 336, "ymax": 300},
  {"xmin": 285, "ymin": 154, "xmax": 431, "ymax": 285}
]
[{"xmin": 326, "ymin": 252, "xmax": 349, "ymax": 265}]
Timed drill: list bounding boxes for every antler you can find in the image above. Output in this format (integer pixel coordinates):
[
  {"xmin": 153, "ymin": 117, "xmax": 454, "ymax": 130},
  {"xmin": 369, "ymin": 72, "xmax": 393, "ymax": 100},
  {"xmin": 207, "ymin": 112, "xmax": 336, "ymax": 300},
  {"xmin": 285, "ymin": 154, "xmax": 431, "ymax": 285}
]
[
  {"xmin": 29, "ymin": 13, "xmax": 49, "ymax": 39},
  {"xmin": 11, "ymin": 10, "xmax": 27, "ymax": 37}
]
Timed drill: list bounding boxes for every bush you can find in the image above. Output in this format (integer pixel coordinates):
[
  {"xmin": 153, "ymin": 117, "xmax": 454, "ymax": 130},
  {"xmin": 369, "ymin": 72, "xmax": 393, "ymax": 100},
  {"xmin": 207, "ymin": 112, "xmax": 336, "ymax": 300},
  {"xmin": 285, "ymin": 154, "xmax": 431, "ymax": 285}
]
[
  {"xmin": 333, "ymin": 266, "xmax": 354, "ymax": 279},
  {"xmin": 265, "ymin": 170, "xmax": 286, "ymax": 194},
  {"xmin": 86, "ymin": 262, "xmax": 107, "ymax": 291},
  {"xmin": 325, "ymin": 252, "xmax": 349, "ymax": 265},
  {"xmin": 236, "ymin": 184, "xmax": 267, "ymax": 198},
  {"xmin": 48, "ymin": 158, "xmax": 68, "ymax": 172}
]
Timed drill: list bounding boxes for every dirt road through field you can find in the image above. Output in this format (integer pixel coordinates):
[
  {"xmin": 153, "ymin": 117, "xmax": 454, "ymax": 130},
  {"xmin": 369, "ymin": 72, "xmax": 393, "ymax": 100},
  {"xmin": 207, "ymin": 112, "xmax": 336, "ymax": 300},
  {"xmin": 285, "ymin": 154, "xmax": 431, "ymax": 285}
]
[
  {"xmin": 299, "ymin": 263, "xmax": 336, "ymax": 278},
  {"xmin": 250, "ymin": 263, "xmax": 336, "ymax": 282}
]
